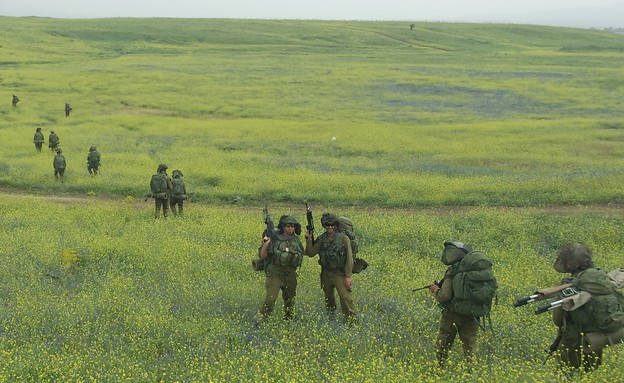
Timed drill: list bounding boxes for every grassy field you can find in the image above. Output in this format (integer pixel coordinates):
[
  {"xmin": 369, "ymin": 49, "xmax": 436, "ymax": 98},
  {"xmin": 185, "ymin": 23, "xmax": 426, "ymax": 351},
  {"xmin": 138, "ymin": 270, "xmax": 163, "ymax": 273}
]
[{"xmin": 1, "ymin": 16, "xmax": 624, "ymax": 382}]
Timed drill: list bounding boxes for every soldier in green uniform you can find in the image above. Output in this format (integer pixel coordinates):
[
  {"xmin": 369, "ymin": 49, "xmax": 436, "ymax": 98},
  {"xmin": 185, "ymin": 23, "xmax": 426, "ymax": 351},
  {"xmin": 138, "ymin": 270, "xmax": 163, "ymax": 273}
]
[
  {"xmin": 305, "ymin": 213, "xmax": 357, "ymax": 324},
  {"xmin": 551, "ymin": 243, "xmax": 624, "ymax": 373},
  {"xmin": 152, "ymin": 164, "xmax": 173, "ymax": 219},
  {"xmin": 48, "ymin": 131, "xmax": 60, "ymax": 151},
  {"xmin": 429, "ymin": 241, "xmax": 479, "ymax": 367},
  {"xmin": 253, "ymin": 215, "xmax": 304, "ymax": 325},
  {"xmin": 12, "ymin": 94, "xmax": 20, "ymax": 107},
  {"xmin": 169, "ymin": 170, "xmax": 187, "ymax": 216},
  {"xmin": 53, "ymin": 148, "xmax": 67, "ymax": 182},
  {"xmin": 87, "ymin": 145, "xmax": 101, "ymax": 176},
  {"xmin": 33, "ymin": 128, "xmax": 45, "ymax": 151}
]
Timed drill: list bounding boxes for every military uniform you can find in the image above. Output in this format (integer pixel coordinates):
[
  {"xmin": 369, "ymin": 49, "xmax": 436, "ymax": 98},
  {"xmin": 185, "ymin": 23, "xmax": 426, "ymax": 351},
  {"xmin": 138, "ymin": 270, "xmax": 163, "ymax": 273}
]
[
  {"xmin": 87, "ymin": 146, "xmax": 101, "ymax": 176},
  {"xmin": 153, "ymin": 164, "xmax": 173, "ymax": 219},
  {"xmin": 551, "ymin": 243, "xmax": 624, "ymax": 373},
  {"xmin": 33, "ymin": 128, "xmax": 44, "ymax": 151},
  {"xmin": 254, "ymin": 216, "xmax": 304, "ymax": 324},
  {"xmin": 169, "ymin": 170, "xmax": 187, "ymax": 216},
  {"xmin": 48, "ymin": 131, "xmax": 60, "ymax": 151},
  {"xmin": 305, "ymin": 214, "xmax": 356, "ymax": 324},
  {"xmin": 53, "ymin": 148, "xmax": 66, "ymax": 182},
  {"xmin": 431, "ymin": 241, "xmax": 479, "ymax": 367}
]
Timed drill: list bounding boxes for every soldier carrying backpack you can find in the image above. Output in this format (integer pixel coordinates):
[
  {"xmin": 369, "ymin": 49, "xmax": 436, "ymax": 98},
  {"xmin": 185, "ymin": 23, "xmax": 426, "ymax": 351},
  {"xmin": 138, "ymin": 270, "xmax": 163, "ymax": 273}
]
[
  {"xmin": 550, "ymin": 243, "xmax": 624, "ymax": 373},
  {"xmin": 169, "ymin": 170, "xmax": 188, "ymax": 216},
  {"xmin": 148, "ymin": 164, "xmax": 172, "ymax": 219},
  {"xmin": 429, "ymin": 241, "xmax": 497, "ymax": 367}
]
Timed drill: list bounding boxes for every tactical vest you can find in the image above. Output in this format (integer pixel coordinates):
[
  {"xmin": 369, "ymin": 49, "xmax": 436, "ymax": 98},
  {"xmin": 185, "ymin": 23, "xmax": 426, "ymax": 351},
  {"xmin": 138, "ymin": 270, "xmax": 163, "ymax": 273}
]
[
  {"xmin": 267, "ymin": 234, "xmax": 303, "ymax": 270},
  {"xmin": 88, "ymin": 151, "xmax": 100, "ymax": 166},
  {"xmin": 318, "ymin": 232, "xmax": 347, "ymax": 272}
]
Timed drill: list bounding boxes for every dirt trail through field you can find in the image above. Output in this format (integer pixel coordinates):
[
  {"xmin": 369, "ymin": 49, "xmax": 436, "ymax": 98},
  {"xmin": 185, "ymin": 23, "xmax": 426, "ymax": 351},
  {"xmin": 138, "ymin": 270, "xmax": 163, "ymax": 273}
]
[{"xmin": 2, "ymin": 185, "xmax": 623, "ymax": 216}]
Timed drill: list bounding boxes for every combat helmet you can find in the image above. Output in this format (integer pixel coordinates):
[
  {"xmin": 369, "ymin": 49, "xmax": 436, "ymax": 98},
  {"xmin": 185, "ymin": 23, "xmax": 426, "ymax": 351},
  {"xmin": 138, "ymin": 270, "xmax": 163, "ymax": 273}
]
[
  {"xmin": 172, "ymin": 169, "xmax": 183, "ymax": 178},
  {"xmin": 157, "ymin": 164, "xmax": 168, "ymax": 172},
  {"xmin": 554, "ymin": 243, "xmax": 593, "ymax": 273},
  {"xmin": 320, "ymin": 213, "xmax": 337, "ymax": 227},
  {"xmin": 56, "ymin": 148, "xmax": 63, "ymax": 153},
  {"xmin": 441, "ymin": 240, "xmax": 473, "ymax": 265},
  {"xmin": 90, "ymin": 145, "xmax": 97, "ymax": 151},
  {"xmin": 277, "ymin": 215, "xmax": 301, "ymax": 235}
]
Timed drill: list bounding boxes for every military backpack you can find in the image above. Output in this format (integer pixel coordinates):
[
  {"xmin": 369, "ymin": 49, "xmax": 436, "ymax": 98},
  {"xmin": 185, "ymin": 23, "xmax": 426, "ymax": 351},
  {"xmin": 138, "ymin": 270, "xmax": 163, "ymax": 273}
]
[
  {"xmin": 450, "ymin": 251, "xmax": 498, "ymax": 317},
  {"xmin": 150, "ymin": 173, "xmax": 168, "ymax": 195},
  {"xmin": 335, "ymin": 216, "xmax": 368, "ymax": 274},
  {"xmin": 172, "ymin": 178, "xmax": 185, "ymax": 197}
]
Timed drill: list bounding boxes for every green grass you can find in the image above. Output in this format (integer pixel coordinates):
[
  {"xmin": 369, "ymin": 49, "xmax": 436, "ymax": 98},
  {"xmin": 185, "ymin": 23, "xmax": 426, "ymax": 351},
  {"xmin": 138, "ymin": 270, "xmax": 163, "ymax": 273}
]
[
  {"xmin": 1, "ymin": 17, "xmax": 624, "ymax": 207},
  {"xmin": 1, "ymin": 16, "xmax": 624, "ymax": 381}
]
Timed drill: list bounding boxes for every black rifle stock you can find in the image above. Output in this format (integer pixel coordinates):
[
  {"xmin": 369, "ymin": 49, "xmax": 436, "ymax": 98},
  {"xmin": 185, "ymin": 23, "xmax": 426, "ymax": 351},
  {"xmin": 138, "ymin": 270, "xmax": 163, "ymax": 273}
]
[{"xmin": 252, "ymin": 205, "xmax": 275, "ymax": 271}]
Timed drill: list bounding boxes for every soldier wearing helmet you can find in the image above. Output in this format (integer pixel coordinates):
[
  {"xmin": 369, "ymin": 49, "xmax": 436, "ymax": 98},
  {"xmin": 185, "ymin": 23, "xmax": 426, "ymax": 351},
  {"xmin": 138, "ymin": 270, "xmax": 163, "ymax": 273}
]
[
  {"xmin": 33, "ymin": 128, "xmax": 45, "ymax": 151},
  {"xmin": 86, "ymin": 145, "xmax": 101, "ymax": 176},
  {"xmin": 429, "ymin": 240, "xmax": 480, "ymax": 367},
  {"xmin": 253, "ymin": 214, "xmax": 304, "ymax": 325},
  {"xmin": 48, "ymin": 130, "xmax": 60, "ymax": 151},
  {"xmin": 151, "ymin": 164, "xmax": 172, "ymax": 219},
  {"xmin": 169, "ymin": 170, "xmax": 188, "ymax": 216},
  {"xmin": 53, "ymin": 148, "xmax": 66, "ymax": 182},
  {"xmin": 551, "ymin": 243, "xmax": 624, "ymax": 373},
  {"xmin": 305, "ymin": 213, "xmax": 357, "ymax": 325}
]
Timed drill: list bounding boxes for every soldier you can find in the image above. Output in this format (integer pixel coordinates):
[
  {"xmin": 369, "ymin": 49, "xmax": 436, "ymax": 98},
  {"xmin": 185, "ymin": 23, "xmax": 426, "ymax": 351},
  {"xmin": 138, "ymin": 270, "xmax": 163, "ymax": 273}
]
[
  {"xmin": 33, "ymin": 128, "xmax": 45, "ymax": 151},
  {"xmin": 253, "ymin": 215, "xmax": 304, "ymax": 325},
  {"xmin": 48, "ymin": 130, "xmax": 60, "ymax": 151},
  {"xmin": 305, "ymin": 213, "xmax": 357, "ymax": 325},
  {"xmin": 169, "ymin": 170, "xmax": 187, "ymax": 216},
  {"xmin": 12, "ymin": 94, "xmax": 20, "ymax": 107},
  {"xmin": 65, "ymin": 103, "xmax": 72, "ymax": 117},
  {"xmin": 151, "ymin": 164, "xmax": 172, "ymax": 219},
  {"xmin": 53, "ymin": 148, "xmax": 67, "ymax": 182},
  {"xmin": 429, "ymin": 241, "xmax": 484, "ymax": 367},
  {"xmin": 551, "ymin": 243, "xmax": 624, "ymax": 373},
  {"xmin": 86, "ymin": 145, "xmax": 101, "ymax": 176}
]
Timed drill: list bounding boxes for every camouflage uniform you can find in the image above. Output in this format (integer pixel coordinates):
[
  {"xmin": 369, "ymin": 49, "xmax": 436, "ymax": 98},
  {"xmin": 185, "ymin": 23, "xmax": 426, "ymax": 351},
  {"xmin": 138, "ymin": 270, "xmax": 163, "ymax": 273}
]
[
  {"xmin": 254, "ymin": 216, "xmax": 304, "ymax": 324},
  {"xmin": 305, "ymin": 213, "xmax": 356, "ymax": 324},
  {"xmin": 431, "ymin": 241, "xmax": 479, "ymax": 367},
  {"xmin": 33, "ymin": 128, "xmax": 44, "ymax": 151},
  {"xmin": 551, "ymin": 243, "xmax": 624, "ymax": 373}
]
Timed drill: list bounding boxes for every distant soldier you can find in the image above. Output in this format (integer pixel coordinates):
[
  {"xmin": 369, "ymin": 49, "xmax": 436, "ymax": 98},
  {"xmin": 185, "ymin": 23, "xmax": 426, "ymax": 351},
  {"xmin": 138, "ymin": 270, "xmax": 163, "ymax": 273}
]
[
  {"xmin": 48, "ymin": 131, "xmax": 60, "ymax": 151},
  {"xmin": 169, "ymin": 169, "xmax": 188, "ymax": 216},
  {"xmin": 65, "ymin": 103, "xmax": 73, "ymax": 117},
  {"xmin": 86, "ymin": 145, "xmax": 101, "ymax": 176},
  {"xmin": 12, "ymin": 94, "xmax": 20, "ymax": 107},
  {"xmin": 33, "ymin": 128, "xmax": 45, "ymax": 151},
  {"xmin": 150, "ymin": 164, "xmax": 172, "ymax": 219},
  {"xmin": 53, "ymin": 148, "xmax": 67, "ymax": 182}
]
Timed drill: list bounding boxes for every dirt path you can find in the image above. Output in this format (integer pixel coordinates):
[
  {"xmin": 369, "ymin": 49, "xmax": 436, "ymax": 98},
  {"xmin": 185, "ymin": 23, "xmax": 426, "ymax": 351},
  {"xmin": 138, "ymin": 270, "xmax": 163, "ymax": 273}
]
[{"xmin": 1, "ymin": 185, "xmax": 623, "ymax": 216}]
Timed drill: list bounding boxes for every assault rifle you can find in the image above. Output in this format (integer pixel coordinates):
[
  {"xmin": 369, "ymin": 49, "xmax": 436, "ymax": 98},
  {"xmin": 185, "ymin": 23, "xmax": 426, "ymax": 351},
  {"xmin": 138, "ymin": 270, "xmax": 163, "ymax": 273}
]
[
  {"xmin": 412, "ymin": 280, "xmax": 442, "ymax": 292},
  {"xmin": 252, "ymin": 204, "xmax": 275, "ymax": 271},
  {"xmin": 513, "ymin": 283, "xmax": 573, "ymax": 307},
  {"xmin": 305, "ymin": 202, "xmax": 315, "ymax": 244},
  {"xmin": 543, "ymin": 328, "xmax": 563, "ymax": 365},
  {"xmin": 515, "ymin": 283, "xmax": 592, "ymax": 315}
]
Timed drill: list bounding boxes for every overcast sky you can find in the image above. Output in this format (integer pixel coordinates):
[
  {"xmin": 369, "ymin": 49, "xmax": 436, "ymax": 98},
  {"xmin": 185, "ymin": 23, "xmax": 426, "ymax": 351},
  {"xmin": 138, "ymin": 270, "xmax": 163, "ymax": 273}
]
[{"xmin": 2, "ymin": 0, "xmax": 623, "ymax": 28}]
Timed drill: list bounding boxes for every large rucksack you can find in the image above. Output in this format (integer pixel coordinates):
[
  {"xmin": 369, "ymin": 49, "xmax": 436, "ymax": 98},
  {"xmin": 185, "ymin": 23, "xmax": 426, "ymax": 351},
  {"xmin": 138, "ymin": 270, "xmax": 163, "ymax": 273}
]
[
  {"xmin": 150, "ymin": 173, "xmax": 168, "ymax": 194},
  {"xmin": 335, "ymin": 216, "xmax": 368, "ymax": 273},
  {"xmin": 450, "ymin": 251, "xmax": 498, "ymax": 317},
  {"xmin": 172, "ymin": 178, "xmax": 185, "ymax": 197}
]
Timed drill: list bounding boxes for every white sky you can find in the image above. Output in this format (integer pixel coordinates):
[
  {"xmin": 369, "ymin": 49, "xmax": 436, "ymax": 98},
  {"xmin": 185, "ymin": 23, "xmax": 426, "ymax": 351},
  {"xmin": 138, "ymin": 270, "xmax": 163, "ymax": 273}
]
[{"xmin": 2, "ymin": 0, "xmax": 624, "ymax": 28}]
